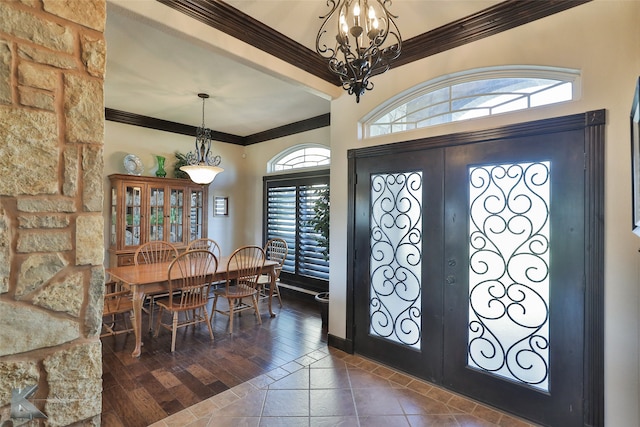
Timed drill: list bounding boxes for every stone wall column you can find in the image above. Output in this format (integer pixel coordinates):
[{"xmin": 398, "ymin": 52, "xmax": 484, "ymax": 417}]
[{"xmin": 0, "ymin": 1, "xmax": 106, "ymax": 425}]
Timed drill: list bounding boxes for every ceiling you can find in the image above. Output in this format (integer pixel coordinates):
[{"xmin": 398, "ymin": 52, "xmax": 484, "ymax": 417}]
[{"xmin": 103, "ymin": 0, "xmax": 579, "ymax": 141}]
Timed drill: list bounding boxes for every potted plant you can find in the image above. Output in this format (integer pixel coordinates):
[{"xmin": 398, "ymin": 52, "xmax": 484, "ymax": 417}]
[
  {"xmin": 311, "ymin": 187, "xmax": 330, "ymax": 329},
  {"xmin": 173, "ymin": 151, "xmax": 190, "ymax": 179},
  {"xmin": 311, "ymin": 187, "xmax": 330, "ymax": 260}
]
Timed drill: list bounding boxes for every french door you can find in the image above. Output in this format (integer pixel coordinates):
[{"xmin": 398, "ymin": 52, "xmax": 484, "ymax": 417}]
[
  {"xmin": 349, "ymin": 111, "xmax": 605, "ymax": 426},
  {"xmin": 353, "ymin": 148, "xmax": 444, "ymax": 382}
]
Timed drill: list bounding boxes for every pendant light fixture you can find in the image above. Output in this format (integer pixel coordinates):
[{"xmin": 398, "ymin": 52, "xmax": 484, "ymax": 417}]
[
  {"xmin": 316, "ymin": 0, "xmax": 402, "ymax": 103},
  {"xmin": 180, "ymin": 93, "xmax": 224, "ymax": 185}
]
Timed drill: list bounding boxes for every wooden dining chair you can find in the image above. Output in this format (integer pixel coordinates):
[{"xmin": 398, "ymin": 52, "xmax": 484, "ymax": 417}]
[
  {"xmin": 134, "ymin": 241, "xmax": 179, "ymax": 331},
  {"xmin": 257, "ymin": 238, "xmax": 288, "ymax": 308},
  {"xmin": 101, "ymin": 280, "xmax": 134, "ymax": 338},
  {"xmin": 134, "ymin": 241, "xmax": 179, "ymax": 265},
  {"xmin": 187, "ymin": 238, "xmax": 224, "ymax": 295},
  {"xmin": 212, "ymin": 245, "xmax": 265, "ymax": 334},
  {"xmin": 186, "ymin": 238, "xmax": 222, "ymax": 260},
  {"xmin": 153, "ymin": 249, "xmax": 217, "ymax": 352}
]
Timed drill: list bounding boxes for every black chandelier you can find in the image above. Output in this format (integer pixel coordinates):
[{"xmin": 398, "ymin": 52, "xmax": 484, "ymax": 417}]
[{"xmin": 316, "ymin": 0, "xmax": 402, "ymax": 103}]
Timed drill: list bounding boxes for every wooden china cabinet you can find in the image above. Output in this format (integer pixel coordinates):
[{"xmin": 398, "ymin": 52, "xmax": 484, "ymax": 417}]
[{"xmin": 108, "ymin": 174, "xmax": 208, "ymax": 267}]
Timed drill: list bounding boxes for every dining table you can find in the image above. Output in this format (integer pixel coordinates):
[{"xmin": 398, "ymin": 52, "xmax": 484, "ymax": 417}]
[{"xmin": 105, "ymin": 256, "xmax": 279, "ymax": 357}]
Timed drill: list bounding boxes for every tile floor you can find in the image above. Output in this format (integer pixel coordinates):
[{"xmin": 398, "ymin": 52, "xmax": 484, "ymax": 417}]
[{"xmin": 149, "ymin": 347, "xmax": 540, "ymax": 427}]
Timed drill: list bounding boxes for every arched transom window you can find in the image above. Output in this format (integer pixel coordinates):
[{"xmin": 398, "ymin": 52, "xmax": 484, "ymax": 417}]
[
  {"xmin": 363, "ymin": 66, "xmax": 580, "ymax": 138},
  {"xmin": 264, "ymin": 143, "xmax": 331, "ymax": 291},
  {"xmin": 268, "ymin": 144, "xmax": 330, "ymax": 173}
]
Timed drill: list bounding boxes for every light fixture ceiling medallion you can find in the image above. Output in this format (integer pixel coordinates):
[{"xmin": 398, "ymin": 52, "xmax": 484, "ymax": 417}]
[
  {"xmin": 316, "ymin": 0, "xmax": 402, "ymax": 103},
  {"xmin": 180, "ymin": 93, "xmax": 224, "ymax": 185}
]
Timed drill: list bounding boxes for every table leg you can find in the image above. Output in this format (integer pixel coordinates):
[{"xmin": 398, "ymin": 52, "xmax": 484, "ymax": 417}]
[
  {"xmin": 131, "ymin": 286, "xmax": 144, "ymax": 357},
  {"xmin": 269, "ymin": 266, "xmax": 276, "ymax": 318}
]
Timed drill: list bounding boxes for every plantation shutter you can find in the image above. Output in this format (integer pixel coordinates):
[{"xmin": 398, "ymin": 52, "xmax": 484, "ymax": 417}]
[
  {"xmin": 264, "ymin": 170, "xmax": 329, "ymax": 292},
  {"xmin": 298, "ymin": 183, "xmax": 329, "ymax": 280}
]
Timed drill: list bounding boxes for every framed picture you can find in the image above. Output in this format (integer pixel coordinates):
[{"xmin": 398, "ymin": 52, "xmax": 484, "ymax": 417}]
[
  {"xmin": 631, "ymin": 77, "xmax": 640, "ymax": 236},
  {"xmin": 214, "ymin": 196, "xmax": 228, "ymax": 216}
]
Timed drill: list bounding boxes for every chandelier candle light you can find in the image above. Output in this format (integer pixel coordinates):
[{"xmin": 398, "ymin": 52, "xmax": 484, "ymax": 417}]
[
  {"xmin": 180, "ymin": 93, "xmax": 224, "ymax": 185},
  {"xmin": 316, "ymin": 0, "xmax": 402, "ymax": 102}
]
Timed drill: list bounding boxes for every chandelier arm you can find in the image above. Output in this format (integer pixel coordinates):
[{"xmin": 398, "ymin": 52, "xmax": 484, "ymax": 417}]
[
  {"xmin": 315, "ymin": 0, "xmax": 341, "ymax": 60},
  {"xmin": 316, "ymin": 0, "xmax": 401, "ymax": 102}
]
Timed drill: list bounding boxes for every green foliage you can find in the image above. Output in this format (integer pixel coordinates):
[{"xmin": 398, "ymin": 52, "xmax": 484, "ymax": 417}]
[
  {"xmin": 174, "ymin": 152, "xmax": 189, "ymax": 179},
  {"xmin": 311, "ymin": 187, "xmax": 330, "ymax": 260}
]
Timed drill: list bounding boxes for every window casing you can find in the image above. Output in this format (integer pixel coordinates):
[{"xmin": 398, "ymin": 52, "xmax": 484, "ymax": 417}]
[
  {"xmin": 263, "ymin": 170, "xmax": 329, "ymax": 292},
  {"xmin": 267, "ymin": 144, "xmax": 330, "ymax": 173},
  {"xmin": 363, "ymin": 66, "xmax": 580, "ymax": 138}
]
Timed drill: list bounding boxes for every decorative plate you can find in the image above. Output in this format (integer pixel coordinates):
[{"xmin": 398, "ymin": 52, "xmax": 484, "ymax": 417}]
[{"xmin": 124, "ymin": 154, "xmax": 143, "ymax": 175}]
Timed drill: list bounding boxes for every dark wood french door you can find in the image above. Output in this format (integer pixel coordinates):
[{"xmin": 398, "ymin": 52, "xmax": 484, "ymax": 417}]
[
  {"xmin": 353, "ymin": 148, "xmax": 444, "ymax": 382},
  {"xmin": 349, "ymin": 111, "xmax": 605, "ymax": 426}
]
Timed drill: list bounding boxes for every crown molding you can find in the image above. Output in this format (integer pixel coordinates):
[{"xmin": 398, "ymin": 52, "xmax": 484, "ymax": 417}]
[
  {"xmin": 112, "ymin": 0, "xmax": 591, "ymax": 141},
  {"xmin": 105, "ymin": 108, "xmax": 330, "ymax": 145},
  {"xmin": 156, "ymin": 0, "xmax": 592, "ymax": 83}
]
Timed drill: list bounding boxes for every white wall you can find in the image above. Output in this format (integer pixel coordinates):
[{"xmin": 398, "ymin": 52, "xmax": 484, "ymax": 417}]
[
  {"xmin": 243, "ymin": 126, "xmax": 331, "ymax": 244},
  {"xmin": 324, "ymin": 1, "xmax": 639, "ymax": 426},
  {"xmin": 103, "ymin": 121, "xmax": 249, "ymax": 261}
]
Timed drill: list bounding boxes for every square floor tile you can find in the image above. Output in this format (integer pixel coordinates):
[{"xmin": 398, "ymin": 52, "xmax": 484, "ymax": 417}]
[
  {"xmin": 310, "ymin": 389, "xmax": 356, "ymax": 417},
  {"xmin": 262, "ymin": 389, "xmax": 310, "ymax": 417},
  {"xmin": 269, "ymin": 368, "xmax": 309, "ymax": 390},
  {"xmin": 310, "ymin": 368, "xmax": 351, "ymax": 389}
]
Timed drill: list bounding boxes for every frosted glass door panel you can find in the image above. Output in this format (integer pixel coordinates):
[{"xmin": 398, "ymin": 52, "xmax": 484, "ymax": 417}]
[
  {"xmin": 369, "ymin": 172, "xmax": 423, "ymax": 349},
  {"xmin": 467, "ymin": 162, "xmax": 550, "ymax": 391}
]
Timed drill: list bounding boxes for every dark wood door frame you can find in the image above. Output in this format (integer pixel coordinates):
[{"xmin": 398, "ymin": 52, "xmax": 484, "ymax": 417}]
[{"xmin": 341, "ymin": 109, "xmax": 605, "ymax": 426}]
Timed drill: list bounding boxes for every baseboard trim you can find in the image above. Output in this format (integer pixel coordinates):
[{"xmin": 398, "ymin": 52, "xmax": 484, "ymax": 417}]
[{"xmin": 328, "ymin": 334, "xmax": 353, "ymax": 354}]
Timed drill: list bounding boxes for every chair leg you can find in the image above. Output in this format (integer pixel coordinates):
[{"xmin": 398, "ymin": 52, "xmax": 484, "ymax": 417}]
[
  {"xmin": 204, "ymin": 308, "xmax": 214, "ymax": 341},
  {"xmin": 147, "ymin": 296, "xmax": 155, "ymax": 332},
  {"xmin": 274, "ymin": 284, "xmax": 283, "ymax": 308},
  {"xmin": 153, "ymin": 307, "xmax": 163, "ymax": 337},
  {"xmin": 252, "ymin": 295, "xmax": 262, "ymax": 325},
  {"xmin": 170, "ymin": 312, "xmax": 178, "ymax": 353},
  {"xmin": 228, "ymin": 298, "xmax": 235, "ymax": 334},
  {"xmin": 211, "ymin": 295, "xmax": 219, "ymax": 327}
]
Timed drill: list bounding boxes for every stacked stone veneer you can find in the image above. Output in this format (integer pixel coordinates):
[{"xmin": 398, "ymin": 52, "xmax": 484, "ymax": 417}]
[{"xmin": 0, "ymin": 1, "xmax": 106, "ymax": 426}]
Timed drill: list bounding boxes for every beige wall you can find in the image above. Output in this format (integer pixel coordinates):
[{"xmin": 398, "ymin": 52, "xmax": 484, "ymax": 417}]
[
  {"xmin": 103, "ymin": 122, "xmax": 330, "ymax": 257},
  {"xmin": 0, "ymin": 1, "xmax": 106, "ymax": 425},
  {"xmin": 103, "ymin": 121, "xmax": 248, "ymax": 259},
  {"xmin": 317, "ymin": 1, "xmax": 639, "ymax": 426}
]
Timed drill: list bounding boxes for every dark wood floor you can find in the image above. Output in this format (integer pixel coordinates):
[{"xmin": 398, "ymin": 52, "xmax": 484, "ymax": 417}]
[{"xmin": 101, "ymin": 291, "xmax": 326, "ymax": 427}]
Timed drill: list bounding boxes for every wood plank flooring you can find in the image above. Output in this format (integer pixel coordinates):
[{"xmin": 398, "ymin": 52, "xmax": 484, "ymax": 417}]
[
  {"xmin": 101, "ymin": 292, "xmax": 326, "ymax": 427},
  {"xmin": 102, "ymin": 292, "xmax": 539, "ymax": 427}
]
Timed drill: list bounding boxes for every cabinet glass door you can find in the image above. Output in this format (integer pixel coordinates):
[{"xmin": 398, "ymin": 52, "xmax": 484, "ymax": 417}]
[
  {"xmin": 124, "ymin": 185, "xmax": 142, "ymax": 247},
  {"xmin": 189, "ymin": 189, "xmax": 204, "ymax": 241},
  {"xmin": 169, "ymin": 188, "xmax": 184, "ymax": 244},
  {"xmin": 149, "ymin": 187, "xmax": 165, "ymax": 241},
  {"xmin": 110, "ymin": 187, "xmax": 117, "ymax": 246}
]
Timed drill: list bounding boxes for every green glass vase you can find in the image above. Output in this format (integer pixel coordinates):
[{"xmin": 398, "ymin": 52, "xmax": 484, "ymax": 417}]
[{"xmin": 155, "ymin": 155, "xmax": 167, "ymax": 178}]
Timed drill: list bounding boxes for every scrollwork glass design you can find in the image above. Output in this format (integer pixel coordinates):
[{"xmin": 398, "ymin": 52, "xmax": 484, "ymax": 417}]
[
  {"xmin": 370, "ymin": 172, "xmax": 422, "ymax": 349},
  {"xmin": 467, "ymin": 162, "xmax": 550, "ymax": 391}
]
